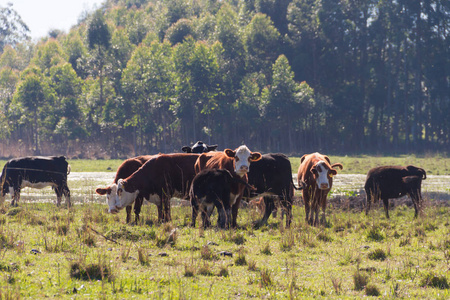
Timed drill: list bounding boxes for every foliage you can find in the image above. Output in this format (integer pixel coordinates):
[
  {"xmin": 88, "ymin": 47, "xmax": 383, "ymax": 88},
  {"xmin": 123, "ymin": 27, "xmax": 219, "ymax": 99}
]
[{"xmin": 0, "ymin": 0, "xmax": 449, "ymax": 157}]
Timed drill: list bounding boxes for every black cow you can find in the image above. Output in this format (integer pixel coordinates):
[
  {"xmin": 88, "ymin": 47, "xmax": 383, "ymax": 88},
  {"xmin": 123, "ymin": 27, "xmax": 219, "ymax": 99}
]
[
  {"xmin": 365, "ymin": 165, "xmax": 427, "ymax": 218},
  {"xmin": 0, "ymin": 156, "xmax": 71, "ymax": 207},
  {"xmin": 190, "ymin": 168, "xmax": 255, "ymax": 229},
  {"xmin": 246, "ymin": 153, "xmax": 303, "ymax": 228},
  {"xmin": 181, "ymin": 141, "xmax": 218, "ymax": 153}
]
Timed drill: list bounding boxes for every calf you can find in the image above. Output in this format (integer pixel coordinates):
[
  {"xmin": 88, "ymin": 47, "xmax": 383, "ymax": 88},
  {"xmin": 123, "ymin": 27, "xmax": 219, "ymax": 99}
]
[
  {"xmin": 195, "ymin": 145, "xmax": 261, "ymax": 227},
  {"xmin": 365, "ymin": 165, "xmax": 426, "ymax": 218},
  {"xmin": 297, "ymin": 152, "xmax": 343, "ymax": 226},
  {"xmin": 115, "ymin": 154, "xmax": 200, "ymax": 223},
  {"xmin": 246, "ymin": 153, "xmax": 302, "ymax": 227},
  {"xmin": 0, "ymin": 156, "xmax": 71, "ymax": 207},
  {"xmin": 190, "ymin": 169, "xmax": 255, "ymax": 228},
  {"xmin": 181, "ymin": 141, "xmax": 218, "ymax": 153},
  {"xmin": 95, "ymin": 155, "xmax": 157, "ymax": 223}
]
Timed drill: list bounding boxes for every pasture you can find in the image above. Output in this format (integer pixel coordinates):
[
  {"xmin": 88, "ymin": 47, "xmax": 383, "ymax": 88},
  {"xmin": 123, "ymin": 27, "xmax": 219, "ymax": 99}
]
[{"xmin": 0, "ymin": 156, "xmax": 449, "ymax": 298}]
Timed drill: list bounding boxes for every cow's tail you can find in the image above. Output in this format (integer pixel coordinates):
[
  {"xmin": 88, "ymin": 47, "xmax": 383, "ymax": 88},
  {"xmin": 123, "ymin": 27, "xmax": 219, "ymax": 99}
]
[
  {"xmin": 0, "ymin": 163, "xmax": 7, "ymax": 203},
  {"xmin": 293, "ymin": 178, "xmax": 306, "ymax": 190},
  {"xmin": 67, "ymin": 165, "xmax": 71, "ymax": 175}
]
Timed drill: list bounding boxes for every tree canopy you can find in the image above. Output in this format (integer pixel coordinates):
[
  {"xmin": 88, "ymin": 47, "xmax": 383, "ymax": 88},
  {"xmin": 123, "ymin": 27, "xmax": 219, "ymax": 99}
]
[{"xmin": 0, "ymin": 0, "xmax": 448, "ymax": 158}]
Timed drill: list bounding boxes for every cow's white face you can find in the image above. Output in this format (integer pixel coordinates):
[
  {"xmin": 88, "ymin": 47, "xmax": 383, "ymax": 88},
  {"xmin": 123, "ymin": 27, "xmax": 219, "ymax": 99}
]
[
  {"xmin": 105, "ymin": 184, "xmax": 119, "ymax": 214},
  {"xmin": 312, "ymin": 161, "xmax": 332, "ymax": 190},
  {"xmin": 116, "ymin": 179, "xmax": 139, "ymax": 210},
  {"xmin": 225, "ymin": 145, "xmax": 262, "ymax": 177}
]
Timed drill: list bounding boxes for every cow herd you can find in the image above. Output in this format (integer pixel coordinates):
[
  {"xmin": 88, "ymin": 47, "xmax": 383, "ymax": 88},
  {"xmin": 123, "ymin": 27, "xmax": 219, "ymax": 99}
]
[{"xmin": 0, "ymin": 142, "xmax": 428, "ymax": 228}]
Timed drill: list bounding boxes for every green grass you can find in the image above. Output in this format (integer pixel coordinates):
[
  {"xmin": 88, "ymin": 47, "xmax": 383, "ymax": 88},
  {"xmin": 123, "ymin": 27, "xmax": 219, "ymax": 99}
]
[
  {"xmin": 1, "ymin": 154, "xmax": 450, "ymax": 174},
  {"xmin": 1, "ymin": 201, "xmax": 450, "ymax": 298}
]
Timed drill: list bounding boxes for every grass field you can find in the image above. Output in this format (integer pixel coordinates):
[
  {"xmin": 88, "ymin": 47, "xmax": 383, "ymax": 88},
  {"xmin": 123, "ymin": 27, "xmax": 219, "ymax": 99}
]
[
  {"xmin": 0, "ymin": 155, "xmax": 449, "ymax": 298},
  {"xmin": 0, "ymin": 201, "xmax": 449, "ymax": 299},
  {"xmin": 1, "ymin": 153, "xmax": 449, "ymax": 174}
]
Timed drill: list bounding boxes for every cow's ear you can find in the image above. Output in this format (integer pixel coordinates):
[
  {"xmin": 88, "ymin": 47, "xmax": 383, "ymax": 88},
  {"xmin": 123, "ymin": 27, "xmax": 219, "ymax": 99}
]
[
  {"xmin": 300, "ymin": 154, "xmax": 308, "ymax": 163},
  {"xmin": 250, "ymin": 152, "xmax": 262, "ymax": 161},
  {"xmin": 330, "ymin": 169, "xmax": 338, "ymax": 176},
  {"xmin": 207, "ymin": 145, "xmax": 218, "ymax": 151},
  {"xmin": 96, "ymin": 188, "xmax": 107, "ymax": 195},
  {"xmin": 181, "ymin": 146, "xmax": 191, "ymax": 153},
  {"xmin": 224, "ymin": 149, "xmax": 235, "ymax": 158}
]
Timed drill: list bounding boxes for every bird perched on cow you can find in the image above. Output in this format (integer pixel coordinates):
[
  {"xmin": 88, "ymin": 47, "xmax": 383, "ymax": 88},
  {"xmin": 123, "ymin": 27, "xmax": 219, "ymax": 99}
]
[
  {"xmin": 364, "ymin": 165, "xmax": 426, "ymax": 219},
  {"xmin": 297, "ymin": 152, "xmax": 343, "ymax": 226}
]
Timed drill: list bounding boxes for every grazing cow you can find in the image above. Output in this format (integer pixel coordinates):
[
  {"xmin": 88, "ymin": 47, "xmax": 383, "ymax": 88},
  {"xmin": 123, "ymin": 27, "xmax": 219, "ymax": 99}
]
[
  {"xmin": 190, "ymin": 169, "xmax": 255, "ymax": 228},
  {"xmin": 246, "ymin": 153, "xmax": 303, "ymax": 227},
  {"xmin": 195, "ymin": 145, "xmax": 262, "ymax": 227},
  {"xmin": 115, "ymin": 154, "xmax": 200, "ymax": 223},
  {"xmin": 181, "ymin": 141, "xmax": 218, "ymax": 153},
  {"xmin": 364, "ymin": 165, "xmax": 426, "ymax": 219},
  {"xmin": 297, "ymin": 153, "xmax": 343, "ymax": 226},
  {"xmin": 0, "ymin": 156, "xmax": 71, "ymax": 207},
  {"xmin": 95, "ymin": 155, "xmax": 157, "ymax": 223}
]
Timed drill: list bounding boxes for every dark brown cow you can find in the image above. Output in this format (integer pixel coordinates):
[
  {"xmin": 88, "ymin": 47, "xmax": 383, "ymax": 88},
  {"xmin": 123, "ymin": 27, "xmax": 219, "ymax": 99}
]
[
  {"xmin": 116, "ymin": 154, "xmax": 200, "ymax": 223},
  {"xmin": 246, "ymin": 153, "xmax": 303, "ymax": 228},
  {"xmin": 297, "ymin": 152, "xmax": 343, "ymax": 226},
  {"xmin": 195, "ymin": 145, "xmax": 261, "ymax": 227},
  {"xmin": 365, "ymin": 165, "xmax": 426, "ymax": 218},
  {"xmin": 95, "ymin": 155, "xmax": 157, "ymax": 223},
  {"xmin": 190, "ymin": 169, "xmax": 255, "ymax": 229}
]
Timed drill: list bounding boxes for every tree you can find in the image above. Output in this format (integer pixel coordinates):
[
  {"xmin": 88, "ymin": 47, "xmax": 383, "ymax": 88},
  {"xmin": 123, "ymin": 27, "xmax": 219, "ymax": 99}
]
[{"xmin": 0, "ymin": 3, "xmax": 30, "ymax": 51}]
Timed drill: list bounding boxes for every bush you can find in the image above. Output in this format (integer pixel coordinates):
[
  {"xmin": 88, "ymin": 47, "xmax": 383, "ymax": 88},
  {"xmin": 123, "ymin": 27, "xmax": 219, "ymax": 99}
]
[
  {"xmin": 368, "ymin": 248, "xmax": 387, "ymax": 261},
  {"xmin": 420, "ymin": 272, "xmax": 449, "ymax": 289},
  {"xmin": 353, "ymin": 271, "xmax": 369, "ymax": 291},
  {"xmin": 365, "ymin": 284, "xmax": 380, "ymax": 296},
  {"xmin": 70, "ymin": 261, "xmax": 111, "ymax": 281},
  {"xmin": 366, "ymin": 226, "xmax": 385, "ymax": 242}
]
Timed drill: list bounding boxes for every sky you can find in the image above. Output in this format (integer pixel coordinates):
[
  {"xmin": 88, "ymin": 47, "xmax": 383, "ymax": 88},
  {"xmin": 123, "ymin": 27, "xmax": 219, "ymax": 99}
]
[{"xmin": 1, "ymin": 0, "xmax": 105, "ymax": 40}]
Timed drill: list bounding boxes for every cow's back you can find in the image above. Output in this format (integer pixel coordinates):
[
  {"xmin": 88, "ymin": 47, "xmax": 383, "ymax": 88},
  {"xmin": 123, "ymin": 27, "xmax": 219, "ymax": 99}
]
[
  {"xmin": 248, "ymin": 153, "xmax": 292, "ymax": 195},
  {"xmin": 114, "ymin": 155, "xmax": 157, "ymax": 183}
]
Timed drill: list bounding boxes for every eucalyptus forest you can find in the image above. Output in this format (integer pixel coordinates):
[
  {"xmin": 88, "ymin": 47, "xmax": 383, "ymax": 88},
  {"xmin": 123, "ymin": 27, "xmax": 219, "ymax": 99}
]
[{"xmin": 0, "ymin": 0, "xmax": 449, "ymax": 158}]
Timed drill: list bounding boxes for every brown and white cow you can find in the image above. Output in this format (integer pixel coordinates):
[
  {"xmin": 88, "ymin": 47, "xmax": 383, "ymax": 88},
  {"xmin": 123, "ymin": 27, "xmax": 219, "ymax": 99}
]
[
  {"xmin": 95, "ymin": 155, "xmax": 158, "ymax": 223},
  {"xmin": 365, "ymin": 165, "xmax": 426, "ymax": 219},
  {"xmin": 297, "ymin": 152, "xmax": 343, "ymax": 226},
  {"xmin": 115, "ymin": 153, "xmax": 200, "ymax": 223},
  {"xmin": 195, "ymin": 145, "xmax": 261, "ymax": 227}
]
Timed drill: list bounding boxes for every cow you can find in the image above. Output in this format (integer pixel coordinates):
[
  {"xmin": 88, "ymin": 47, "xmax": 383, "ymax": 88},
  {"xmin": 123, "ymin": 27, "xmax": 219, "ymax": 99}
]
[
  {"xmin": 95, "ymin": 155, "xmax": 157, "ymax": 224},
  {"xmin": 297, "ymin": 152, "xmax": 343, "ymax": 226},
  {"xmin": 195, "ymin": 145, "xmax": 262, "ymax": 228},
  {"xmin": 190, "ymin": 169, "xmax": 255, "ymax": 229},
  {"xmin": 181, "ymin": 141, "xmax": 218, "ymax": 153},
  {"xmin": 114, "ymin": 153, "xmax": 200, "ymax": 223},
  {"xmin": 0, "ymin": 156, "xmax": 71, "ymax": 207},
  {"xmin": 364, "ymin": 165, "xmax": 427, "ymax": 219},
  {"xmin": 246, "ymin": 153, "xmax": 303, "ymax": 228}
]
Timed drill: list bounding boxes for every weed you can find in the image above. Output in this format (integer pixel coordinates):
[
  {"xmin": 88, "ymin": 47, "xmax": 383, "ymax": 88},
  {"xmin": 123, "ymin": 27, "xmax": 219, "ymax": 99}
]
[
  {"xmin": 368, "ymin": 248, "xmax": 387, "ymax": 261},
  {"xmin": 331, "ymin": 276, "xmax": 342, "ymax": 295},
  {"xmin": 317, "ymin": 231, "xmax": 333, "ymax": 242},
  {"xmin": 198, "ymin": 263, "xmax": 213, "ymax": 276},
  {"xmin": 280, "ymin": 230, "xmax": 295, "ymax": 251},
  {"xmin": 235, "ymin": 253, "xmax": 247, "ymax": 266},
  {"xmin": 366, "ymin": 225, "xmax": 385, "ymax": 242},
  {"xmin": 353, "ymin": 270, "xmax": 369, "ymax": 291},
  {"xmin": 183, "ymin": 264, "xmax": 195, "ymax": 277},
  {"xmin": 420, "ymin": 272, "xmax": 449, "ymax": 289},
  {"xmin": 200, "ymin": 245, "xmax": 217, "ymax": 261},
  {"xmin": 248, "ymin": 260, "xmax": 257, "ymax": 271},
  {"xmin": 218, "ymin": 265, "xmax": 229, "ymax": 277},
  {"xmin": 365, "ymin": 284, "xmax": 380, "ymax": 296},
  {"xmin": 259, "ymin": 268, "xmax": 272, "ymax": 287},
  {"xmin": 261, "ymin": 243, "xmax": 272, "ymax": 255},
  {"xmin": 137, "ymin": 248, "xmax": 148, "ymax": 266},
  {"xmin": 69, "ymin": 261, "xmax": 112, "ymax": 281}
]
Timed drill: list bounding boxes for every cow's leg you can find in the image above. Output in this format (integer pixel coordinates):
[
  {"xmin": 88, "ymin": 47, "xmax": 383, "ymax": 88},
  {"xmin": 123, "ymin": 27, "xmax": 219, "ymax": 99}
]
[
  {"xmin": 320, "ymin": 197, "xmax": 327, "ymax": 226},
  {"xmin": 303, "ymin": 191, "xmax": 311, "ymax": 224},
  {"xmin": 126, "ymin": 205, "xmax": 132, "ymax": 224},
  {"xmin": 54, "ymin": 187, "xmax": 63, "ymax": 207},
  {"xmin": 133, "ymin": 196, "xmax": 144, "ymax": 224},
  {"xmin": 191, "ymin": 199, "xmax": 199, "ymax": 227},
  {"xmin": 157, "ymin": 203, "xmax": 164, "ymax": 223},
  {"xmin": 200, "ymin": 205, "xmax": 211, "ymax": 228},
  {"xmin": 64, "ymin": 185, "xmax": 71, "ymax": 208},
  {"xmin": 365, "ymin": 188, "xmax": 372, "ymax": 215},
  {"xmin": 231, "ymin": 196, "xmax": 242, "ymax": 228},
  {"xmin": 259, "ymin": 196, "xmax": 274, "ymax": 226},
  {"xmin": 162, "ymin": 197, "xmax": 171, "ymax": 222},
  {"xmin": 11, "ymin": 188, "xmax": 20, "ymax": 207},
  {"xmin": 382, "ymin": 198, "xmax": 390, "ymax": 219},
  {"xmin": 409, "ymin": 189, "xmax": 422, "ymax": 218}
]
